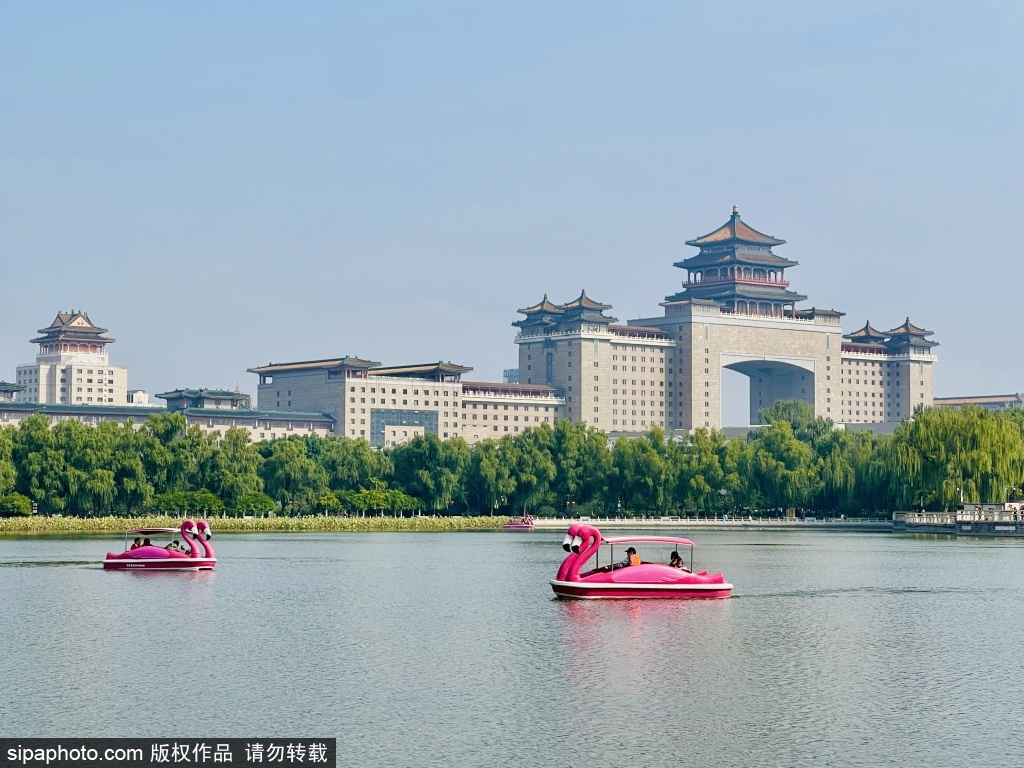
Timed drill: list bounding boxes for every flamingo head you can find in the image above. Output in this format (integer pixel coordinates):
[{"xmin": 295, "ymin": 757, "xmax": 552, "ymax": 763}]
[
  {"xmin": 196, "ymin": 520, "xmax": 212, "ymax": 540},
  {"xmin": 574, "ymin": 525, "xmax": 601, "ymax": 554},
  {"xmin": 181, "ymin": 519, "xmax": 199, "ymax": 538},
  {"xmin": 562, "ymin": 524, "xmax": 580, "ymax": 552}
]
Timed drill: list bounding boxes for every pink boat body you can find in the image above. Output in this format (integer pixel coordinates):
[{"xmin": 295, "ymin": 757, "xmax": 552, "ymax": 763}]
[
  {"xmin": 103, "ymin": 519, "xmax": 217, "ymax": 571},
  {"xmin": 550, "ymin": 524, "xmax": 732, "ymax": 599},
  {"xmin": 503, "ymin": 514, "xmax": 535, "ymax": 531}
]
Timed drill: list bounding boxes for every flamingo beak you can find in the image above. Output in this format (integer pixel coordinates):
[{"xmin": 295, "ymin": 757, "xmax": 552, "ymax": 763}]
[
  {"xmin": 561, "ymin": 534, "xmax": 572, "ymax": 552},
  {"xmin": 570, "ymin": 535, "xmax": 583, "ymax": 554}
]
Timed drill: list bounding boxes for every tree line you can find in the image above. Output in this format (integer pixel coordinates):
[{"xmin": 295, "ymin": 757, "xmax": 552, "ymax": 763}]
[{"xmin": 0, "ymin": 403, "xmax": 1022, "ymax": 518}]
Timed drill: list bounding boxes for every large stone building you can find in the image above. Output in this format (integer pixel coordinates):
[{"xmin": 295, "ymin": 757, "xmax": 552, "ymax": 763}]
[
  {"xmin": 15, "ymin": 311, "xmax": 129, "ymax": 405},
  {"xmin": 0, "ymin": 387, "xmax": 335, "ymax": 441},
  {"xmin": 515, "ymin": 207, "xmax": 937, "ymax": 432},
  {"xmin": 514, "ymin": 292, "xmax": 673, "ymax": 433},
  {"xmin": 248, "ymin": 358, "xmax": 565, "ymax": 447}
]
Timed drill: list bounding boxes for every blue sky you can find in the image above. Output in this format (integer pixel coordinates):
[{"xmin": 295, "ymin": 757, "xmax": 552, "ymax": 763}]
[{"xmin": 2, "ymin": 1, "xmax": 1021, "ymax": 423}]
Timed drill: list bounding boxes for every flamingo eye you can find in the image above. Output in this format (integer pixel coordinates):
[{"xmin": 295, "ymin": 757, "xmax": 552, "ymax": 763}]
[
  {"xmin": 561, "ymin": 534, "xmax": 572, "ymax": 552},
  {"xmin": 570, "ymin": 535, "xmax": 583, "ymax": 554}
]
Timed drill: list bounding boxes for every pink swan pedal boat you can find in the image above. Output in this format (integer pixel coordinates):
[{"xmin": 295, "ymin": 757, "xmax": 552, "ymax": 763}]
[
  {"xmin": 503, "ymin": 514, "xmax": 535, "ymax": 531},
  {"xmin": 550, "ymin": 524, "xmax": 732, "ymax": 599},
  {"xmin": 103, "ymin": 519, "xmax": 217, "ymax": 571}
]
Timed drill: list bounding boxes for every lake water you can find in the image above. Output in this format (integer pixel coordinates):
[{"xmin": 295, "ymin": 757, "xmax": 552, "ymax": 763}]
[{"xmin": 2, "ymin": 529, "xmax": 1023, "ymax": 767}]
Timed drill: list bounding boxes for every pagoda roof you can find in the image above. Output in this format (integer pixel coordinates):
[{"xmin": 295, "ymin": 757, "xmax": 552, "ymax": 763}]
[
  {"xmin": 885, "ymin": 318, "xmax": 934, "ymax": 337},
  {"xmin": 31, "ymin": 310, "xmax": 115, "ymax": 345},
  {"xmin": 514, "ymin": 290, "xmax": 617, "ymax": 329},
  {"xmin": 844, "ymin": 321, "xmax": 888, "ymax": 342},
  {"xmin": 0, "ymin": 381, "xmax": 24, "ymax": 392},
  {"xmin": 248, "ymin": 356, "xmax": 381, "ymax": 374},
  {"xmin": 686, "ymin": 283, "xmax": 808, "ymax": 303},
  {"xmin": 673, "ymin": 249, "xmax": 798, "ymax": 270},
  {"xmin": 560, "ymin": 289, "xmax": 612, "ymax": 311},
  {"xmin": 685, "ymin": 206, "xmax": 786, "ymax": 247},
  {"xmin": 518, "ymin": 294, "xmax": 565, "ymax": 315}
]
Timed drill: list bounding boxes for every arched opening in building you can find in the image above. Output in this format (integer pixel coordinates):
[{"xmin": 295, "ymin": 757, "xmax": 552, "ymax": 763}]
[{"xmin": 721, "ymin": 358, "xmax": 815, "ymax": 426}]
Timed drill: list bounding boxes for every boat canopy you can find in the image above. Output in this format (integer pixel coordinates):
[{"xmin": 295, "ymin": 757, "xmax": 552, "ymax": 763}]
[
  {"xmin": 126, "ymin": 527, "xmax": 179, "ymax": 535},
  {"xmin": 602, "ymin": 535, "xmax": 695, "ymax": 547}
]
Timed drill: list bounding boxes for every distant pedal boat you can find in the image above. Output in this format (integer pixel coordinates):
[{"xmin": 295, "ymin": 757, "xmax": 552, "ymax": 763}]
[
  {"xmin": 103, "ymin": 519, "xmax": 217, "ymax": 571},
  {"xmin": 550, "ymin": 524, "xmax": 732, "ymax": 599},
  {"xmin": 503, "ymin": 514, "xmax": 535, "ymax": 531}
]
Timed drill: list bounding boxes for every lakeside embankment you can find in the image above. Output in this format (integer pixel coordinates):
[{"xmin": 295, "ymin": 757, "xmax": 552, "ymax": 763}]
[
  {"xmin": 0, "ymin": 515, "xmax": 510, "ymax": 534},
  {"xmin": 531, "ymin": 517, "xmax": 894, "ymax": 532},
  {"xmin": 0, "ymin": 514, "xmax": 897, "ymax": 534}
]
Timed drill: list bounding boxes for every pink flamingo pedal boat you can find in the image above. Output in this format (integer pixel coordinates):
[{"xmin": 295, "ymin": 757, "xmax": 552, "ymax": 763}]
[
  {"xmin": 550, "ymin": 524, "xmax": 732, "ymax": 599},
  {"xmin": 103, "ymin": 519, "xmax": 217, "ymax": 571},
  {"xmin": 503, "ymin": 513, "xmax": 535, "ymax": 531}
]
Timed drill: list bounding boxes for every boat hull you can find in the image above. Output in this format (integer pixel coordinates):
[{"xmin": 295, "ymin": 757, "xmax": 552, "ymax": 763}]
[
  {"xmin": 550, "ymin": 579, "xmax": 732, "ymax": 599},
  {"xmin": 104, "ymin": 555, "xmax": 216, "ymax": 571},
  {"xmin": 502, "ymin": 522, "xmax": 535, "ymax": 531}
]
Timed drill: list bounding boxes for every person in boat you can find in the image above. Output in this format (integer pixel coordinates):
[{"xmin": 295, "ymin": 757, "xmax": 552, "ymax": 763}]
[
  {"xmin": 166, "ymin": 540, "xmax": 183, "ymax": 553},
  {"xmin": 130, "ymin": 537, "xmax": 142, "ymax": 550},
  {"xmin": 142, "ymin": 538, "xmax": 152, "ymax": 547},
  {"xmin": 600, "ymin": 546, "xmax": 640, "ymax": 572},
  {"xmin": 669, "ymin": 551, "xmax": 690, "ymax": 572}
]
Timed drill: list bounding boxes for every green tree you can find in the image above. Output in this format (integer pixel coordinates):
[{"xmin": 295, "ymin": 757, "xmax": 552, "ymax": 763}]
[
  {"xmin": 260, "ymin": 438, "xmax": 328, "ymax": 509},
  {"xmin": 501, "ymin": 426, "xmax": 555, "ymax": 514},
  {"xmin": 0, "ymin": 492, "xmax": 32, "ymax": 517},
  {"xmin": 464, "ymin": 439, "xmax": 515, "ymax": 513}
]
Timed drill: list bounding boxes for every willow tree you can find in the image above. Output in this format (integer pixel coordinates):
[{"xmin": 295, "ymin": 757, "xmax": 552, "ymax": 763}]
[{"xmin": 879, "ymin": 406, "xmax": 1024, "ymax": 509}]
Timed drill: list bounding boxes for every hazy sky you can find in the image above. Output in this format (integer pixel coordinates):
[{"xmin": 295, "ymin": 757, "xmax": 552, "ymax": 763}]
[{"xmin": 2, "ymin": 1, "xmax": 1021, "ymax": 424}]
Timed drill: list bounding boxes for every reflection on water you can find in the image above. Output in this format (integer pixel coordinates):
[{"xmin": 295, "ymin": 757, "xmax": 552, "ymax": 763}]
[{"xmin": 2, "ymin": 530, "xmax": 1024, "ymax": 767}]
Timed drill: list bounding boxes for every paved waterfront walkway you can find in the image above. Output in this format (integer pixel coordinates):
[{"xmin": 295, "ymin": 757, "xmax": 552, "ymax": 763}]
[{"xmin": 532, "ymin": 517, "xmax": 893, "ymax": 532}]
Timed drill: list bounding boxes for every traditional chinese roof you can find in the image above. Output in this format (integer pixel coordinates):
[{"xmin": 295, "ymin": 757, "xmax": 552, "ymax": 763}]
[
  {"xmin": 0, "ymin": 381, "xmax": 24, "ymax": 392},
  {"xmin": 844, "ymin": 321, "xmax": 888, "ymax": 342},
  {"xmin": 883, "ymin": 318, "xmax": 939, "ymax": 350},
  {"xmin": 721, "ymin": 285, "xmax": 807, "ymax": 302},
  {"xmin": 248, "ymin": 356, "xmax": 382, "ymax": 375},
  {"xmin": 514, "ymin": 291, "xmax": 617, "ymax": 330},
  {"xmin": 31, "ymin": 310, "xmax": 115, "ymax": 345},
  {"xmin": 517, "ymin": 294, "xmax": 565, "ymax": 315},
  {"xmin": 609, "ymin": 324, "xmax": 668, "ymax": 339},
  {"xmin": 157, "ymin": 388, "xmax": 249, "ymax": 400},
  {"xmin": 675, "ymin": 207, "xmax": 798, "ymax": 274},
  {"xmin": 560, "ymin": 290, "xmax": 612, "ymax": 311},
  {"xmin": 885, "ymin": 318, "xmax": 933, "ymax": 337},
  {"xmin": 685, "ymin": 206, "xmax": 786, "ymax": 247},
  {"xmin": 371, "ymin": 362, "xmax": 473, "ymax": 380},
  {"xmin": 792, "ymin": 307, "xmax": 845, "ymax": 319},
  {"xmin": 179, "ymin": 407, "xmax": 334, "ymax": 423}
]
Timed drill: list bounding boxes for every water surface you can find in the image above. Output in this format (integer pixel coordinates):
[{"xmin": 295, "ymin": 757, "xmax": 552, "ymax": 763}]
[{"xmin": 2, "ymin": 530, "xmax": 1022, "ymax": 767}]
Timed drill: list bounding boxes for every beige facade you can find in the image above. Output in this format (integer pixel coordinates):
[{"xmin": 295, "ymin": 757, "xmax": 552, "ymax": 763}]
[
  {"xmin": 15, "ymin": 312, "xmax": 130, "ymax": 406},
  {"xmin": 516, "ymin": 327, "xmax": 671, "ymax": 434},
  {"xmin": 514, "ymin": 210, "xmax": 937, "ymax": 432},
  {"xmin": 0, "ymin": 402, "xmax": 335, "ymax": 441},
  {"xmin": 17, "ymin": 361, "xmax": 129, "ymax": 406},
  {"xmin": 460, "ymin": 382, "xmax": 562, "ymax": 443},
  {"xmin": 838, "ymin": 350, "xmax": 936, "ymax": 423},
  {"xmin": 629, "ymin": 300, "xmax": 844, "ymax": 430},
  {"xmin": 249, "ymin": 358, "xmax": 566, "ymax": 447}
]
